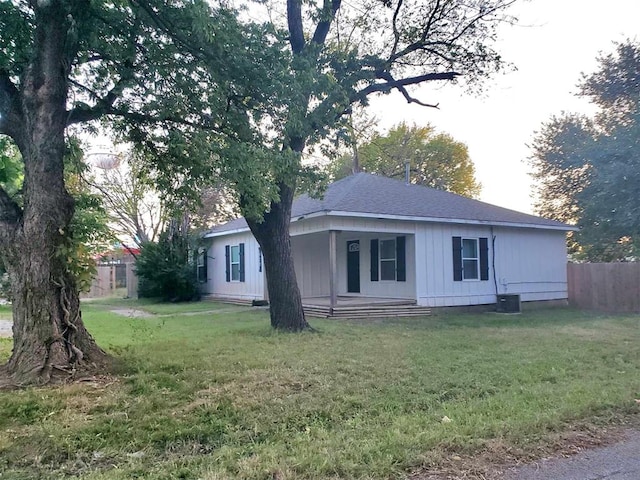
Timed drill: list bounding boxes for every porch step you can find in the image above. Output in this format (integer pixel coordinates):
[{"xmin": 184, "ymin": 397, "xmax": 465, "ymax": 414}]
[
  {"xmin": 303, "ymin": 304, "xmax": 432, "ymax": 319},
  {"xmin": 201, "ymin": 295, "xmax": 254, "ymax": 306}
]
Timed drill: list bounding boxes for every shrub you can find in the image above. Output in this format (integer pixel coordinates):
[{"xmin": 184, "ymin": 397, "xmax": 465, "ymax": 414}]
[{"xmin": 135, "ymin": 229, "xmax": 200, "ymax": 302}]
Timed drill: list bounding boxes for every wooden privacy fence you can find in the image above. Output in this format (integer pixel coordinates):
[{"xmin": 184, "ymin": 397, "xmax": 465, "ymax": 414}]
[
  {"xmin": 567, "ymin": 262, "xmax": 640, "ymax": 313},
  {"xmin": 84, "ymin": 263, "xmax": 138, "ymax": 299}
]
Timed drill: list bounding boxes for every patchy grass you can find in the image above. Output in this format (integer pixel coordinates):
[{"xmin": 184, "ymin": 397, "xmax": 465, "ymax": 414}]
[
  {"xmin": 84, "ymin": 297, "xmax": 246, "ymax": 315},
  {"xmin": 0, "ymin": 303, "xmax": 638, "ymax": 479}
]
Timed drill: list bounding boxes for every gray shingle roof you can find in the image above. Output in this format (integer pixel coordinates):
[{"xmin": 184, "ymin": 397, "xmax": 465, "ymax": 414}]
[{"xmin": 206, "ymin": 173, "xmax": 570, "ymax": 235}]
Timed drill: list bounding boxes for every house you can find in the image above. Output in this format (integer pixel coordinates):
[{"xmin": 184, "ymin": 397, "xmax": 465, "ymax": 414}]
[{"xmin": 200, "ymin": 173, "xmax": 573, "ymax": 315}]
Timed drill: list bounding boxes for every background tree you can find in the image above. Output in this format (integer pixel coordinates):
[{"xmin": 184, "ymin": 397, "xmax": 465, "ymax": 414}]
[
  {"xmin": 190, "ymin": 184, "xmax": 239, "ymax": 230},
  {"xmin": 88, "ymin": 150, "xmax": 166, "ymax": 246},
  {"xmin": 140, "ymin": 0, "xmax": 518, "ymax": 332},
  {"xmin": 530, "ymin": 40, "xmax": 640, "ymax": 261},
  {"xmin": 329, "ymin": 122, "xmax": 481, "ymax": 197}
]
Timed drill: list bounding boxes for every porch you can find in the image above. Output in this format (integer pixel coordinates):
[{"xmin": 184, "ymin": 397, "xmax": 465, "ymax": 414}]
[
  {"xmin": 291, "ymin": 228, "xmax": 419, "ymax": 316},
  {"xmin": 301, "ymin": 295, "xmax": 431, "ymax": 319}
]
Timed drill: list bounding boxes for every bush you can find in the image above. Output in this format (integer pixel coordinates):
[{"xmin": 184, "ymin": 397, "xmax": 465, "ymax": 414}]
[{"xmin": 135, "ymin": 230, "xmax": 200, "ymax": 302}]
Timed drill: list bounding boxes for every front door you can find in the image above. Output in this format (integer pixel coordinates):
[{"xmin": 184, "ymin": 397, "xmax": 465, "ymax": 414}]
[{"xmin": 347, "ymin": 240, "xmax": 360, "ymax": 293}]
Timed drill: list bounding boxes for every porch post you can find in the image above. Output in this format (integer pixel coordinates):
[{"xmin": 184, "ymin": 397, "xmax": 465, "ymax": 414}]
[{"xmin": 329, "ymin": 230, "xmax": 338, "ymax": 312}]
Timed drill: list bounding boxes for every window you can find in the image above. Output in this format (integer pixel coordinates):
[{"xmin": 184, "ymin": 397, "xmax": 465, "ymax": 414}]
[
  {"xmin": 379, "ymin": 239, "xmax": 397, "ymax": 281},
  {"xmin": 452, "ymin": 236, "xmax": 489, "ymax": 282},
  {"xmin": 197, "ymin": 249, "xmax": 207, "ymax": 283},
  {"xmin": 370, "ymin": 236, "xmax": 406, "ymax": 282},
  {"xmin": 462, "ymin": 238, "xmax": 479, "ymax": 280},
  {"xmin": 225, "ymin": 243, "xmax": 245, "ymax": 282},
  {"xmin": 230, "ymin": 245, "xmax": 240, "ymax": 281}
]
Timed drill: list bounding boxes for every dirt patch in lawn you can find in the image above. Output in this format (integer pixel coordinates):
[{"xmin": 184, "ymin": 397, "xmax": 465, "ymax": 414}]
[
  {"xmin": 409, "ymin": 418, "xmax": 639, "ymax": 480},
  {"xmin": 109, "ymin": 308, "xmax": 155, "ymax": 318}
]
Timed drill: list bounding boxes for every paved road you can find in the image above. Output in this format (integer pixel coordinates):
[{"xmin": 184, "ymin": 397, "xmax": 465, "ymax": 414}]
[{"xmin": 503, "ymin": 431, "xmax": 640, "ymax": 480}]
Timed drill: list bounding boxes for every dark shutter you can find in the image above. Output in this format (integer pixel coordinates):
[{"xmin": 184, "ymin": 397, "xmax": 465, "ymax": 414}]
[
  {"xmin": 203, "ymin": 249, "xmax": 208, "ymax": 281},
  {"xmin": 225, "ymin": 245, "xmax": 230, "ymax": 282},
  {"xmin": 239, "ymin": 243, "xmax": 245, "ymax": 282},
  {"xmin": 396, "ymin": 236, "xmax": 406, "ymax": 282},
  {"xmin": 479, "ymin": 237, "xmax": 489, "ymax": 281},
  {"xmin": 258, "ymin": 247, "xmax": 262, "ymax": 273},
  {"xmin": 370, "ymin": 239, "xmax": 379, "ymax": 281},
  {"xmin": 452, "ymin": 236, "xmax": 463, "ymax": 281}
]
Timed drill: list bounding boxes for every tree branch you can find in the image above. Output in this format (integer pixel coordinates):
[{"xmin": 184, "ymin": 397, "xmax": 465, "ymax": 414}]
[
  {"xmin": 390, "ymin": 0, "xmax": 404, "ymax": 57},
  {"xmin": 287, "ymin": 0, "xmax": 305, "ymax": 54},
  {"xmin": 66, "ymin": 69, "xmax": 135, "ymax": 126},
  {"xmin": 355, "ymin": 71, "xmax": 460, "ymax": 104},
  {"xmin": 311, "ymin": 0, "xmax": 341, "ymax": 46}
]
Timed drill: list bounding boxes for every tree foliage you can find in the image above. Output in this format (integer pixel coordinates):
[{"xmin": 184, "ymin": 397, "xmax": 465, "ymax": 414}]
[
  {"xmin": 530, "ymin": 40, "xmax": 640, "ymax": 261},
  {"xmin": 133, "ymin": 0, "xmax": 518, "ymax": 331},
  {"xmin": 329, "ymin": 122, "xmax": 481, "ymax": 197}
]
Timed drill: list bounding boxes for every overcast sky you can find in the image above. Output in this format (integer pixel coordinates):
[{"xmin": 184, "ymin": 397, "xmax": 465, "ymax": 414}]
[{"xmin": 367, "ymin": 0, "xmax": 640, "ymax": 215}]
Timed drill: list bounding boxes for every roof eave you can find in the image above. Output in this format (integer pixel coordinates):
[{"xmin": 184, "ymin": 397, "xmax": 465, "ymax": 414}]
[
  {"xmin": 324, "ymin": 210, "xmax": 577, "ymax": 232},
  {"xmin": 203, "ymin": 226, "xmax": 251, "ymax": 238},
  {"xmin": 203, "ymin": 209, "xmax": 576, "ymax": 238}
]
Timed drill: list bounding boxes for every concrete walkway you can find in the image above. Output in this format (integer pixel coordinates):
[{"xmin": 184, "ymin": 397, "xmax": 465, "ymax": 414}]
[
  {"xmin": 0, "ymin": 319, "xmax": 11, "ymax": 338},
  {"xmin": 502, "ymin": 430, "xmax": 640, "ymax": 480}
]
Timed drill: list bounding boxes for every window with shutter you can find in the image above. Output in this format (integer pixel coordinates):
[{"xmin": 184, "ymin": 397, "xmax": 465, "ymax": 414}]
[{"xmin": 453, "ymin": 237, "xmax": 489, "ymax": 281}]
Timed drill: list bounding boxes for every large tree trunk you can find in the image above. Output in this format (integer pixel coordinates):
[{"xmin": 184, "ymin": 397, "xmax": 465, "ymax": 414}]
[
  {"xmin": 246, "ymin": 181, "xmax": 309, "ymax": 331},
  {"xmin": 0, "ymin": 0, "xmax": 109, "ymax": 387},
  {"xmin": 3, "ymin": 243, "xmax": 108, "ymax": 386}
]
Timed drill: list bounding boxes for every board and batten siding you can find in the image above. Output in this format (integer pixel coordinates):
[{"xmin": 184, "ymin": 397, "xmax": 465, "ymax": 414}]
[
  {"xmin": 415, "ymin": 223, "xmax": 568, "ymax": 307},
  {"xmin": 335, "ymin": 231, "xmax": 416, "ymax": 299},
  {"xmin": 291, "ymin": 230, "xmax": 416, "ymax": 299},
  {"xmin": 492, "ymin": 227, "xmax": 568, "ymax": 300},
  {"xmin": 291, "ymin": 233, "xmax": 331, "ymax": 298},
  {"xmin": 290, "ymin": 216, "xmax": 417, "ymax": 299},
  {"xmin": 203, "ymin": 232, "xmax": 264, "ymax": 301},
  {"xmin": 203, "ymin": 214, "xmax": 568, "ymax": 307}
]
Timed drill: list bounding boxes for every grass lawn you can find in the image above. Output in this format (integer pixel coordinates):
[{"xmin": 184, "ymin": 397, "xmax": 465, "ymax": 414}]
[{"xmin": 0, "ymin": 302, "xmax": 638, "ymax": 479}]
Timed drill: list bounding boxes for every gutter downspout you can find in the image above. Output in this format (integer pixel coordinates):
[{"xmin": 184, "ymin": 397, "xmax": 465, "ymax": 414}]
[{"xmin": 491, "ymin": 226, "xmax": 498, "ymax": 295}]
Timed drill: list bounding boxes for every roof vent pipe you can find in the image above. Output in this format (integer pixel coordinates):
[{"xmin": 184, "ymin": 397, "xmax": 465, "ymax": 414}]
[{"xmin": 405, "ymin": 161, "xmax": 410, "ymax": 185}]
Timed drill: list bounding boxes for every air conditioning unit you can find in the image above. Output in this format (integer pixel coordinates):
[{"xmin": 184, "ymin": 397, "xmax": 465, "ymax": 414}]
[{"xmin": 496, "ymin": 294, "xmax": 521, "ymax": 313}]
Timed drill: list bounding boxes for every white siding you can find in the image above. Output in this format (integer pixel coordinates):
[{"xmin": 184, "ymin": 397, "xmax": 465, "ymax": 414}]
[
  {"xmin": 203, "ymin": 214, "xmax": 568, "ymax": 307},
  {"xmin": 291, "ymin": 228, "xmax": 416, "ymax": 300},
  {"xmin": 415, "ymin": 223, "xmax": 568, "ymax": 307},
  {"xmin": 291, "ymin": 233, "xmax": 330, "ymax": 298},
  {"xmin": 336, "ymin": 231, "xmax": 415, "ymax": 299},
  {"xmin": 492, "ymin": 227, "xmax": 568, "ymax": 300},
  {"xmin": 202, "ymin": 232, "xmax": 264, "ymax": 301}
]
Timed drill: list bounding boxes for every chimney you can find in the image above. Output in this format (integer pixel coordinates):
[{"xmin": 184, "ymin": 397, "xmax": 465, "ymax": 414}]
[{"xmin": 405, "ymin": 161, "xmax": 410, "ymax": 185}]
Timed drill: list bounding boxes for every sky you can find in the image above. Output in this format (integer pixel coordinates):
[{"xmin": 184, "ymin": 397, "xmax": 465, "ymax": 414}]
[{"xmin": 367, "ymin": 0, "xmax": 640, "ymax": 215}]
